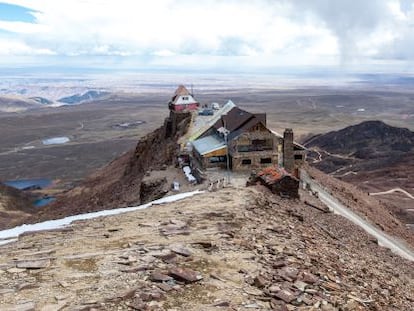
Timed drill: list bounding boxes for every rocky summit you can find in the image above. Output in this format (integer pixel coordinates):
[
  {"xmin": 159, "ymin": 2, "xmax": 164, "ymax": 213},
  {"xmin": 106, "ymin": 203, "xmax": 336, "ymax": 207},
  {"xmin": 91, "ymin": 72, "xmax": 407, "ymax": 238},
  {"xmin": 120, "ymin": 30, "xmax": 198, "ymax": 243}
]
[{"xmin": 0, "ymin": 185, "xmax": 413, "ymax": 310}]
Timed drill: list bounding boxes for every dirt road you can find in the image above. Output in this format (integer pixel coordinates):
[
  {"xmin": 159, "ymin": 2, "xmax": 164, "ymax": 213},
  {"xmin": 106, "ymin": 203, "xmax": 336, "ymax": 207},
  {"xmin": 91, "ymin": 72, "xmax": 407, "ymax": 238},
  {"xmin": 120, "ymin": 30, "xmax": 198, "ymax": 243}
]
[{"xmin": 301, "ymin": 169, "xmax": 414, "ymax": 261}]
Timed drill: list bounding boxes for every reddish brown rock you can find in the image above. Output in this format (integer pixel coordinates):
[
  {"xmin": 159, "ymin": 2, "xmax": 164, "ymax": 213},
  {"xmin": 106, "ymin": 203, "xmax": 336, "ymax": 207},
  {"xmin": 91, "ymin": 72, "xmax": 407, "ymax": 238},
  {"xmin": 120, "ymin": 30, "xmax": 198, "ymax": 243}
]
[
  {"xmin": 273, "ymin": 289, "xmax": 296, "ymax": 303},
  {"xmin": 272, "ymin": 260, "xmax": 286, "ymax": 269},
  {"xmin": 302, "ymin": 271, "xmax": 319, "ymax": 284},
  {"xmin": 169, "ymin": 267, "xmax": 202, "ymax": 283},
  {"xmin": 150, "ymin": 271, "xmax": 173, "ymax": 282},
  {"xmin": 321, "ymin": 281, "xmax": 341, "ymax": 291},
  {"xmin": 279, "ymin": 267, "xmax": 299, "ymax": 281},
  {"xmin": 253, "ymin": 275, "xmax": 267, "ymax": 288},
  {"xmin": 170, "ymin": 245, "xmax": 192, "ymax": 257}
]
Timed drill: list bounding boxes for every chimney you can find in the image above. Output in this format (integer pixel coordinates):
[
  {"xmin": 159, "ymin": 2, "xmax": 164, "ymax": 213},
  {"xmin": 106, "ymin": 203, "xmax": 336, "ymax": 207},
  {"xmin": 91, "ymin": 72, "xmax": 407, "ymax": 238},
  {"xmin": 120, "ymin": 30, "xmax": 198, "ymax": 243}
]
[{"xmin": 283, "ymin": 128, "xmax": 294, "ymax": 174}]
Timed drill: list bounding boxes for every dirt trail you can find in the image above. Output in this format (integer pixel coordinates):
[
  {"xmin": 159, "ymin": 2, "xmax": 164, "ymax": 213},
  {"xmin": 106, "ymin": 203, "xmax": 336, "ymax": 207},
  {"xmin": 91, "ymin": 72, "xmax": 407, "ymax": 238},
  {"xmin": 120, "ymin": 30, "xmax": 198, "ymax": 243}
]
[{"xmin": 370, "ymin": 188, "xmax": 414, "ymax": 200}]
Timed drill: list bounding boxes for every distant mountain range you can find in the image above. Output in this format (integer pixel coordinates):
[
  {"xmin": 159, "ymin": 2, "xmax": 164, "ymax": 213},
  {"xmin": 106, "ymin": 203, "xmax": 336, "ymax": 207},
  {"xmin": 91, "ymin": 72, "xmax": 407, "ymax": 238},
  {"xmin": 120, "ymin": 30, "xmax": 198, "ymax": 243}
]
[
  {"xmin": 0, "ymin": 90, "xmax": 111, "ymax": 112},
  {"xmin": 29, "ymin": 96, "xmax": 54, "ymax": 105},
  {"xmin": 57, "ymin": 90, "xmax": 110, "ymax": 105}
]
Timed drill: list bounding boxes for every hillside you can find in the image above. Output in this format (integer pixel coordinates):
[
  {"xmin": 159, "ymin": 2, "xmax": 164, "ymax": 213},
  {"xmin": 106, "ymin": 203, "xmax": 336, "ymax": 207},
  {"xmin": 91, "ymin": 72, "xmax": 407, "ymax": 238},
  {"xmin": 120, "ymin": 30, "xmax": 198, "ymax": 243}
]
[
  {"xmin": 0, "ymin": 186, "xmax": 413, "ymax": 310},
  {"xmin": 0, "ymin": 96, "xmax": 45, "ymax": 113},
  {"xmin": 305, "ymin": 120, "xmax": 414, "ymax": 157},
  {"xmin": 304, "ymin": 120, "xmax": 414, "ymax": 226},
  {"xmin": 0, "ymin": 183, "xmax": 34, "ymax": 229}
]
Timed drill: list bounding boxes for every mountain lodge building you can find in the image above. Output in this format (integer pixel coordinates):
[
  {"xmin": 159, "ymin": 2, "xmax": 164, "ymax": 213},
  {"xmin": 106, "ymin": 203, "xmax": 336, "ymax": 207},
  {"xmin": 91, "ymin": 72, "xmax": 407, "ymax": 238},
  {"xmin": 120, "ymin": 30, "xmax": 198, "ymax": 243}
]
[
  {"xmin": 190, "ymin": 102, "xmax": 305, "ymax": 175},
  {"xmin": 168, "ymin": 85, "xmax": 306, "ymax": 177},
  {"xmin": 168, "ymin": 85, "xmax": 200, "ymax": 112}
]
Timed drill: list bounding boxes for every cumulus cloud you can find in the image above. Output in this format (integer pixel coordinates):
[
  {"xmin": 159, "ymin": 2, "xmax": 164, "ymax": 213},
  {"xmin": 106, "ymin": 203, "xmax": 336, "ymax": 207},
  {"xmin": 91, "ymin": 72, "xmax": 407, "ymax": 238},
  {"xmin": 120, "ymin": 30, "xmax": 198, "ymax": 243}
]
[{"xmin": 0, "ymin": 0, "xmax": 413, "ymax": 70}]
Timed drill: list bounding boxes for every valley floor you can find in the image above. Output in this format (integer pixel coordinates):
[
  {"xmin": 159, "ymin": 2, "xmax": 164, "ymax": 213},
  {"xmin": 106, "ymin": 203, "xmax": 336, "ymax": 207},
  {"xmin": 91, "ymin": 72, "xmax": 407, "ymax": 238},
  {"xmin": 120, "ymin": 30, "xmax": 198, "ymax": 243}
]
[{"xmin": 0, "ymin": 186, "xmax": 413, "ymax": 310}]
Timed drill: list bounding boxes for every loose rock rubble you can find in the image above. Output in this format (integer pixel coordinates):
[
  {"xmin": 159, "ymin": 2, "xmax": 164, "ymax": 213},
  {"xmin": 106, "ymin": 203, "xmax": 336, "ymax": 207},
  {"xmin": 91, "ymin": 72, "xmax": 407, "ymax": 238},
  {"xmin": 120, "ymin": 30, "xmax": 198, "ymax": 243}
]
[{"xmin": 0, "ymin": 186, "xmax": 413, "ymax": 310}]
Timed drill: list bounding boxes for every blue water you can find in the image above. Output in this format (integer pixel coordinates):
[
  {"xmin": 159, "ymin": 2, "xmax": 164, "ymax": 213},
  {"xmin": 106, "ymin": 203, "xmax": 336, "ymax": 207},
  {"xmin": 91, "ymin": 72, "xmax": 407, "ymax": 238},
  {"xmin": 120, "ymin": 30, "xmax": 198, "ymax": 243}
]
[
  {"xmin": 33, "ymin": 197, "xmax": 56, "ymax": 207},
  {"xmin": 4, "ymin": 178, "xmax": 52, "ymax": 190}
]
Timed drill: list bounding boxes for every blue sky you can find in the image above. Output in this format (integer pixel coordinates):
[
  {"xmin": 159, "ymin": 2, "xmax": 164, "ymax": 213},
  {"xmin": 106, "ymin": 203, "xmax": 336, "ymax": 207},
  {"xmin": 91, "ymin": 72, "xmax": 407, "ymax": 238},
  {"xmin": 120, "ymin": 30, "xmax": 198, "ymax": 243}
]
[
  {"xmin": 0, "ymin": 0, "xmax": 414, "ymax": 74},
  {"xmin": 0, "ymin": 2, "xmax": 35, "ymax": 22}
]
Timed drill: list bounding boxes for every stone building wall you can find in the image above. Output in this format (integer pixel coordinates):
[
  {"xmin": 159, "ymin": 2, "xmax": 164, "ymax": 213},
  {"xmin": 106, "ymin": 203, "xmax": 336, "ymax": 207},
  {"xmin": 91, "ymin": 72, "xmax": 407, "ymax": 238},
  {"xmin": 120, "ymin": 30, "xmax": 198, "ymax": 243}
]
[
  {"xmin": 229, "ymin": 131, "xmax": 279, "ymax": 171},
  {"xmin": 283, "ymin": 128, "xmax": 295, "ymax": 174}
]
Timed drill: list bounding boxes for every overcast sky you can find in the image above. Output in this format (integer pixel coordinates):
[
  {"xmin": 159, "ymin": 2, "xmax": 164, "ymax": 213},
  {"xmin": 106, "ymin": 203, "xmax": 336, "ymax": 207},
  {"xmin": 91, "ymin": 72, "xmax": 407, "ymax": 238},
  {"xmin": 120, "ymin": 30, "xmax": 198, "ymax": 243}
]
[{"xmin": 0, "ymin": 0, "xmax": 414, "ymax": 73}]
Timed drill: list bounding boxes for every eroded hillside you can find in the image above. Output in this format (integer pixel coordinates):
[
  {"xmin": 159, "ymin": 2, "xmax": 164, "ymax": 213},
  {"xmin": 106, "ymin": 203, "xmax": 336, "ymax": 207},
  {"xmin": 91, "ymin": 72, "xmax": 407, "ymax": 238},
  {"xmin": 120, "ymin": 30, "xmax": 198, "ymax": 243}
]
[
  {"xmin": 0, "ymin": 183, "xmax": 34, "ymax": 229},
  {"xmin": 0, "ymin": 186, "xmax": 413, "ymax": 310}
]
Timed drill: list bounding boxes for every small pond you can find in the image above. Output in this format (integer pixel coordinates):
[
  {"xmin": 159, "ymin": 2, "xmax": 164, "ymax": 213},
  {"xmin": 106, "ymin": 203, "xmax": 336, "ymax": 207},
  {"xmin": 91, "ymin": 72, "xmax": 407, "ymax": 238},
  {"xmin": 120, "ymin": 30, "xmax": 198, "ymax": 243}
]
[
  {"xmin": 42, "ymin": 136, "xmax": 70, "ymax": 145},
  {"xmin": 33, "ymin": 197, "xmax": 56, "ymax": 207}
]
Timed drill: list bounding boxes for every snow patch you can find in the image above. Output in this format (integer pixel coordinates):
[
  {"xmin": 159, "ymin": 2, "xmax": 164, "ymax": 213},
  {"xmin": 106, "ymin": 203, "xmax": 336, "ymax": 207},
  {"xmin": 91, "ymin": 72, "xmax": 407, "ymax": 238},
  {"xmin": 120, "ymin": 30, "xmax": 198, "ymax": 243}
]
[{"xmin": 42, "ymin": 137, "xmax": 70, "ymax": 145}]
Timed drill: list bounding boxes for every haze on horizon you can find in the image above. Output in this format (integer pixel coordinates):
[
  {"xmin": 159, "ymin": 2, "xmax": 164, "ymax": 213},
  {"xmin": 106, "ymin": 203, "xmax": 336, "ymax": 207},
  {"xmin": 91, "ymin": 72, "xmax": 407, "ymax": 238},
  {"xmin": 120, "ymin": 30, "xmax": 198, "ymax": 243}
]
[{"xmin": 0, "ymin": 0, "xmax": 414, "ymax": 75}]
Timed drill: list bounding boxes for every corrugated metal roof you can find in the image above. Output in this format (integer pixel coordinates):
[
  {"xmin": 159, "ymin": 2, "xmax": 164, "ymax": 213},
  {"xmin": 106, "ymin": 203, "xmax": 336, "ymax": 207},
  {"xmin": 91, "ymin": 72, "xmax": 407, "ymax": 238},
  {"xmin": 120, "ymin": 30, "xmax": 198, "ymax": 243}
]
[
  {"xmin": 192, "ymin": 135, "xmax": 226, "ymax": 156},
  {"xmin": 189, "ymin": 100, "xmax": 236, "ymax": 141}
]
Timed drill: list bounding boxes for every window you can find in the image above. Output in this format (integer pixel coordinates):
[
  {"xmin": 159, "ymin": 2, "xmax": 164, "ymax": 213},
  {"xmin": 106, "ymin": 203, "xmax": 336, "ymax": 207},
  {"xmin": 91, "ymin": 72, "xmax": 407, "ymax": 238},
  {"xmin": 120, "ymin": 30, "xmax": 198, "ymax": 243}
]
[
  {"xmin": 252, "ymin": 139, "xmax": 266, "ymax": 146},
  {"xmin": 241, "ymin": 159, "xmax": 251, "ymax": 165},
  {"xmin": 238, "ymin": 145, "xmax": 250, "ymax": 152},
  {"xmin": 209, "ymin": 156, "xmax": 226, "ymax": 163},
  {"xmin": 260, "ymin": 158, "xmax": 272, "ymax": 164},
  {"xmin": 294, "ymin": 154, "xmax": 303, "ymax": 160}
]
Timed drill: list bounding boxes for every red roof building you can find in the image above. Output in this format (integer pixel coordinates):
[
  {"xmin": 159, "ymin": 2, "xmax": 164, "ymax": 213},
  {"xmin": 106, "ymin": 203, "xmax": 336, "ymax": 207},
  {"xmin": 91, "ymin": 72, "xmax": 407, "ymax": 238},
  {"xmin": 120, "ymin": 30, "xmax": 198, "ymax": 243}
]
[{"xmin": 168, "ymin": 85, "xmax": 200, "ymax": 112}]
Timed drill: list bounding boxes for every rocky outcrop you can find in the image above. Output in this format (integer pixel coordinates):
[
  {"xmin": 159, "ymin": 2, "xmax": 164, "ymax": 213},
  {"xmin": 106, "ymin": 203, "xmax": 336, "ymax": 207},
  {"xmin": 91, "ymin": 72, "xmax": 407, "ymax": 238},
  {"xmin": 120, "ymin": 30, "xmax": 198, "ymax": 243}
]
[
  {"xmin": 0, "ymin": 183, "xmax": 34, "ymax": 229},
  {"xmin": 140, "ymin": 177, "xmax": 168, "ymax": 203}
]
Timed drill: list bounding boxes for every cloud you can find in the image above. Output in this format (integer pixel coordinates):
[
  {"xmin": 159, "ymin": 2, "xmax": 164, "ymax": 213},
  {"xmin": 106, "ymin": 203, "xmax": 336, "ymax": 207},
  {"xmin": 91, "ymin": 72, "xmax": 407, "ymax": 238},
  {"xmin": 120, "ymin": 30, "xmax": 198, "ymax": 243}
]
[
  {"xmin": 290, "ymin": 0, "xmax": 393, "ymax": 64},
  {"xmin": 0, "ymin": 0, "xmax": 412, "ymax": 70},
  {"xmin": 0, "ymin": 37, "xmax": 55, "ymax": 55}
]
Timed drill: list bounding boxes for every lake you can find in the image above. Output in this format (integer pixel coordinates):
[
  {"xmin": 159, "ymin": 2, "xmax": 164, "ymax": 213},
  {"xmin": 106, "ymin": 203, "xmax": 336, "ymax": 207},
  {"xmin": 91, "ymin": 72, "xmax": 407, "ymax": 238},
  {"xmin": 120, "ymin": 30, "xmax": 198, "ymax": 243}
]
[{"xmin": 4, "ymin": 178, "xmax": 52, "ymax": 190}]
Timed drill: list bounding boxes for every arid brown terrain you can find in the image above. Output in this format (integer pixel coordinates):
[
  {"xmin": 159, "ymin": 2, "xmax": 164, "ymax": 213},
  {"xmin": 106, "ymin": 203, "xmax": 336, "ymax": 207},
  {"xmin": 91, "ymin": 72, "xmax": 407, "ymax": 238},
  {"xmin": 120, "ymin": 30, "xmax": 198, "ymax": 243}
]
[
  {"xmin": 1, "ymin": 87, "xmax": 414, "ymax": 185},
  {"xmin": 305, "ymin": 121, "xmax": 414, "ymax": 226},
  {"xmin": 1, "ymin": 87, "xmax": 414, "ymax": 231},
  {"xmin": 0, "ymin": 185, "xmax": 413, "ymax": 310},
  {"xmin": 1, "ymin": 86, "xmax": 414, "ymax": 310}
]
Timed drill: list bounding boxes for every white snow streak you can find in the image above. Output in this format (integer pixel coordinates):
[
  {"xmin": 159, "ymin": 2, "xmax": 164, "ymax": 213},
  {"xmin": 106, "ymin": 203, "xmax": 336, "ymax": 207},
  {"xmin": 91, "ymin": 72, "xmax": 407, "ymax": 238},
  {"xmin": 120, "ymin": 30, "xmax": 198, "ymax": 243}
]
[{"xmin": 0, "ymin": 190, "xmax": 204, "ymax": 246}]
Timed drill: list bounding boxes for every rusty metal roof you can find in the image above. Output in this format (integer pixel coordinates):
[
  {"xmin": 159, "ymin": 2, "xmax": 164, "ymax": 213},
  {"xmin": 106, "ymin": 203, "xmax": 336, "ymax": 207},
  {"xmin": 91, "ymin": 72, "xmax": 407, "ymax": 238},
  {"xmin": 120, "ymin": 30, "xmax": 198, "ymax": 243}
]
[
  {"xmin": 257, "ymin": 167, "xmax": 296, "ymax": 184},
  {"xmin": 174, "ymin": 85, "xmax": 190, "ymax": 96}
]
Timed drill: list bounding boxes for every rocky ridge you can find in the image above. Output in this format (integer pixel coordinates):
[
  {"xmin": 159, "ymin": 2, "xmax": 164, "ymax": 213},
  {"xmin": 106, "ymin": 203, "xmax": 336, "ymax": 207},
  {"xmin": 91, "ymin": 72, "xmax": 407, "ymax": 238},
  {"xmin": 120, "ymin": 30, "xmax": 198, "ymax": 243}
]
[{"xmin": 0, "ymin": 185, "xmax": 413, "ymax": 310}]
